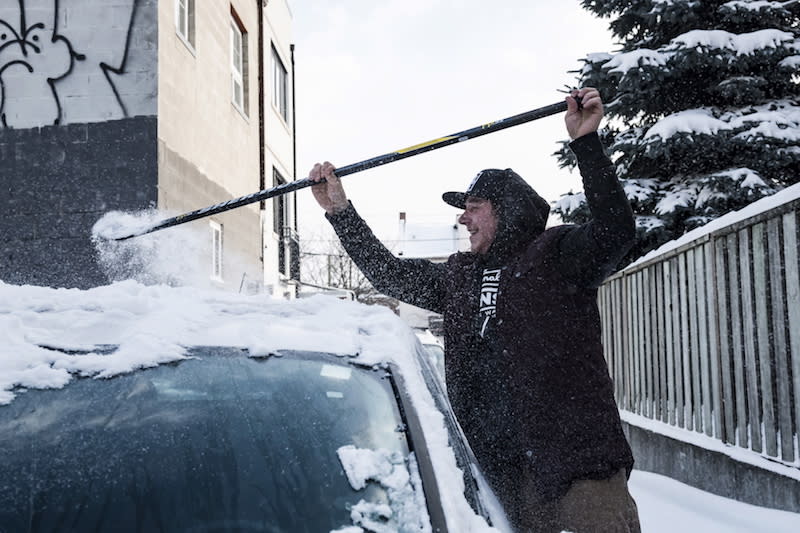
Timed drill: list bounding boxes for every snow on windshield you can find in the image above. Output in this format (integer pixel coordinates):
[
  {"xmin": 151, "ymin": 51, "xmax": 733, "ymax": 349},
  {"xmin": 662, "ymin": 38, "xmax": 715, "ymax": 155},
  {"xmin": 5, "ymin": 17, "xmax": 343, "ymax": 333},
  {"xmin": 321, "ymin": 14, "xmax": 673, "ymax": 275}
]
[
  {"xmin": 335, "ymin": 446, "xmax": 431, "ymax": 533},
  {"xmin": 0, "ymin": 280, "xmax": 499, "ymax": 532}
]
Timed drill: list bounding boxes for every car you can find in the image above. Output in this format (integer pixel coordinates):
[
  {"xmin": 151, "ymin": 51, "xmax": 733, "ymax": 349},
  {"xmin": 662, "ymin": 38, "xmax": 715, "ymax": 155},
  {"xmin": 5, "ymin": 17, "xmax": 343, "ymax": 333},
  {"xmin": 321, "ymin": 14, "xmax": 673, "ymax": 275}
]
[
  {"xmin": 0, "ymin": 281, "xmax": 510, "ymax": 533},
  {"xmin": 414, "ymin": 329, "xmax": 446, "ymax": 385}
]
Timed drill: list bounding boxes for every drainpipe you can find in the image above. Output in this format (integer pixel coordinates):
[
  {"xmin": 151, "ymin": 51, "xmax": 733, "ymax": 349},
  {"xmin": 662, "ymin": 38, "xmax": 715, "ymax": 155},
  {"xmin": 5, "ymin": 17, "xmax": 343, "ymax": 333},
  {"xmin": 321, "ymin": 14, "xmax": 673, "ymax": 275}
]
[
  {"xmin": 257, "ymin": 0, "xmax": 266, "ymax": 276},
  {"xmin": 291, "ymin": 45, "xmax": 297, "ymax": 183},
  {"xmin": 291, "ymin": 43, "xmax": 300, "ymax": 295}
]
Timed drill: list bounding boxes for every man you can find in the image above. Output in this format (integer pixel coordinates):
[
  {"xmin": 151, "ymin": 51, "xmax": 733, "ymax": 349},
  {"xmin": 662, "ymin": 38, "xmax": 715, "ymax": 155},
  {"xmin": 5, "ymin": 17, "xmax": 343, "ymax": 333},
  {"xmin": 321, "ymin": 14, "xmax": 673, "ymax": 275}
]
[{"xmin": 310, "ymin": 88, "xmax": 640, "ymax": 532}]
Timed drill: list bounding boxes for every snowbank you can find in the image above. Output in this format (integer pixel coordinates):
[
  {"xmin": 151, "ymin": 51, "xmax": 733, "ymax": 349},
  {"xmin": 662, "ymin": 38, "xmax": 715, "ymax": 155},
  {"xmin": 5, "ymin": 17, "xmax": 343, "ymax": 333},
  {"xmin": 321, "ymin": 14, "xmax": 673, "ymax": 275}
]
[{"xmin": 630, "ymin": 470, "xmax": 800, "ymax": 533}]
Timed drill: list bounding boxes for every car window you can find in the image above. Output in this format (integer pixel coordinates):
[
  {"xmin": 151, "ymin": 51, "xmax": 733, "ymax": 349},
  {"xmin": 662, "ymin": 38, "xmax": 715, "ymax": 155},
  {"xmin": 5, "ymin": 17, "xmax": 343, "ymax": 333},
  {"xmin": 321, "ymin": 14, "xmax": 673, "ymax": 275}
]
[
  {"xmin": 413, "ymin": 343, "xmax": 488, "ymax": 520},
  {"xmin": 422, "ymin": 343, "xmax": 446, "ymax": 382},
  {"xmin": 0, "ymin": 349, "xmax": 430, "ymax": 533}
]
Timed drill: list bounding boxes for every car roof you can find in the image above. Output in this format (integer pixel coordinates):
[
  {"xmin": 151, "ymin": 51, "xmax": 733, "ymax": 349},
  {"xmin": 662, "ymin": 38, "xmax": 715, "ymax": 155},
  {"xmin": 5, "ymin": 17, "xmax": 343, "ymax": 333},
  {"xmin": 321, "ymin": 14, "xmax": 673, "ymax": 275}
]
[{"xmin": 0, "ymin": 280, "xmax": 420, "ymax": 404}]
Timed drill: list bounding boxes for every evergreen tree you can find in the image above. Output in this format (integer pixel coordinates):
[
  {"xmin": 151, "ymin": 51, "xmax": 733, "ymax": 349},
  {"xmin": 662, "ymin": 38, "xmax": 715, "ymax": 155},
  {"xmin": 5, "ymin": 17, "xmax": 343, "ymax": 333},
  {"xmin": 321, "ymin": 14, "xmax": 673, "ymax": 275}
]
[{"xmin": 555, "ymin": 0, "xmax": 800, "ymax": 262}]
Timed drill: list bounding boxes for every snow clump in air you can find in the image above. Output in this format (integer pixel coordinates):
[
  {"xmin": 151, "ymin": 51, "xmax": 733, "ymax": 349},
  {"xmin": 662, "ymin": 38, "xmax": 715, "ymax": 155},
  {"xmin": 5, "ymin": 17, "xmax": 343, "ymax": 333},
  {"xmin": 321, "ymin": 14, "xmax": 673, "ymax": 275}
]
[{"xmin": 91, "ymin": 210, "xmax": 251, "ymax": 288}]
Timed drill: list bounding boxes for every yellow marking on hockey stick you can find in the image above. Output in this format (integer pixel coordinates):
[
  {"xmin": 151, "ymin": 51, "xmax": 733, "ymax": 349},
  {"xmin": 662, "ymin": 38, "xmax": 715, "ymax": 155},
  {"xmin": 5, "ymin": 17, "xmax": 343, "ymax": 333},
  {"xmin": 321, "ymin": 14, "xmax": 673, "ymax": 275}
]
[{"xmin": 395, "ymin": 135, "xmax": 457, "ymax": 154}]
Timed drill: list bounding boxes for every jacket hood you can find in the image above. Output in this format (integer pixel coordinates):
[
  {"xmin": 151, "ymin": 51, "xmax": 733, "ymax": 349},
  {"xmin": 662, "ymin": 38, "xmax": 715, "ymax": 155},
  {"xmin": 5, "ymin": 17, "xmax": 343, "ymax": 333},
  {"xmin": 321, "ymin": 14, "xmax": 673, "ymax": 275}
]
[{"xmin": 444, "ymin": 168, "xmax": 550, "ymax": 261}]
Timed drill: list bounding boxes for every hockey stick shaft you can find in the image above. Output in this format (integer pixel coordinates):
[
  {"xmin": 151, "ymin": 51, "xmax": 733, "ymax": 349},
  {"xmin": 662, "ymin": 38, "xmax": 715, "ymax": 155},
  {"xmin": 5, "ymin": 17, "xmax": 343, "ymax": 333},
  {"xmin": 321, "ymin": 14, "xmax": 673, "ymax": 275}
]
[{"xmin": 113, "ymin": 100, "xmax": 568, "ymax": 240}]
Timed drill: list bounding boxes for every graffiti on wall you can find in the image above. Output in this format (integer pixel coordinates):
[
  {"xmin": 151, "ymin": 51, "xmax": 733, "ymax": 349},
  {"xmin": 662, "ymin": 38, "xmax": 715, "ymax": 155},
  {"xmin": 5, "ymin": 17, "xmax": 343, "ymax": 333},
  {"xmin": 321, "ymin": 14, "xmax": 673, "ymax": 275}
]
[{"xmin": 0, "ymin": 0, "xmax": 156, "ymax": 129}]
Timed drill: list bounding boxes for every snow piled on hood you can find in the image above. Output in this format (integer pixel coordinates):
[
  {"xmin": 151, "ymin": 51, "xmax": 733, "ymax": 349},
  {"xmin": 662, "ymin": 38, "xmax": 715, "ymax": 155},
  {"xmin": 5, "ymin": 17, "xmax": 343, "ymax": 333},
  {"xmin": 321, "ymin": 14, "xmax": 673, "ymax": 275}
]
[{"xmin": 0, "ymin": 280, "xmax": 499, "ymax": 533}]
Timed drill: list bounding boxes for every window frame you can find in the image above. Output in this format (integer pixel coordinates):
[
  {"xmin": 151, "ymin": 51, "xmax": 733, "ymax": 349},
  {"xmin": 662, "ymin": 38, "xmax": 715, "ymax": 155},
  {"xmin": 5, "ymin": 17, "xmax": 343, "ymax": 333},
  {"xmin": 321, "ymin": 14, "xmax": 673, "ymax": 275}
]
[
  {"xmin": 230, "ymin": 13, "xmax": 249, "ymax": 116},
  {"xmin": 271, "ymin": 45, "xmax": 289, "ymax": 123},
  {"xmin": 175, "ymin": 0, "xmax": 196, "ymax": 50}
]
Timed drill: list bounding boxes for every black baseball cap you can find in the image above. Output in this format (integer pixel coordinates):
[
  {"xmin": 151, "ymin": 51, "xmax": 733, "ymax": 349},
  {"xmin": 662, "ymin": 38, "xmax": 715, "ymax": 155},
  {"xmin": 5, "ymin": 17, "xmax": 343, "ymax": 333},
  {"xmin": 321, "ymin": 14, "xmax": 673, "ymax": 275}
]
[{"xmin": 442, "ymin": 168, "xmax": 515, "ymax": 209}]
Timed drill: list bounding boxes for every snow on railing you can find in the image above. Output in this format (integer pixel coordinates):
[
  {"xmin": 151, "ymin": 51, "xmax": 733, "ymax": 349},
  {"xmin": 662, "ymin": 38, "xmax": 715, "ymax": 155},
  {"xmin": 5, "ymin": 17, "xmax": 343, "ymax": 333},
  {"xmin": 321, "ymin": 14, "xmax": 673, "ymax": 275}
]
[{"xmin": 600, "ymin": 188, "xmax": 800, "ymax": 467}]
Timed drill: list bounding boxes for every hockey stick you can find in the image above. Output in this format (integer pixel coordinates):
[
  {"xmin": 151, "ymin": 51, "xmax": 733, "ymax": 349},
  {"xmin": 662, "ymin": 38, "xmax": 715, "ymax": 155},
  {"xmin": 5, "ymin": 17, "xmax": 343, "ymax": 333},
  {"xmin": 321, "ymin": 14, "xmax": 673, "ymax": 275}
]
[{"xmin": 110, "ymin": 99, "xmax": 571, "ymax": 241}]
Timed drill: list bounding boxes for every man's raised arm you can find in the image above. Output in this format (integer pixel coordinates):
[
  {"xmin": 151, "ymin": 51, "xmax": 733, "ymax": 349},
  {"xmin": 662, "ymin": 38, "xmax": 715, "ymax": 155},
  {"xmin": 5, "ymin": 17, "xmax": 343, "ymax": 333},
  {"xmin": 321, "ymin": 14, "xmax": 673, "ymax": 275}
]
[
  {"xmin": 309, "ymin": 163, "xmax": 448, "ymax": 313},
  {"xmin": 557, "ymin": 88, "xmax": 636, "ymax": 288}
]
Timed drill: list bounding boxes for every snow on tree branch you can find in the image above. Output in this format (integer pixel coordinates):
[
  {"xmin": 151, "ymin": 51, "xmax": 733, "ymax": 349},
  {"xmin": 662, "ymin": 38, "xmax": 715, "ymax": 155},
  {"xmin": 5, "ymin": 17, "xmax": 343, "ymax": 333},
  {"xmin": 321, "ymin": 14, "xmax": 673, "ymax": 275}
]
[{"xmin": 559, "ymin": 0, "xmax": 800, "ymax": 264}]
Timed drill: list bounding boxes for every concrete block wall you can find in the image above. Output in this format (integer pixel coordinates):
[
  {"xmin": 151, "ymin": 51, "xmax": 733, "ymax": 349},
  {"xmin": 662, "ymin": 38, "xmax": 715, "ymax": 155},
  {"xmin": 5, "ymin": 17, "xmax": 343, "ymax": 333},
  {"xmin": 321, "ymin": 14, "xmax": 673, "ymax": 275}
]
[{"xmin": 0, "ymin": 117, "xmax": 157, "ymax": 288}]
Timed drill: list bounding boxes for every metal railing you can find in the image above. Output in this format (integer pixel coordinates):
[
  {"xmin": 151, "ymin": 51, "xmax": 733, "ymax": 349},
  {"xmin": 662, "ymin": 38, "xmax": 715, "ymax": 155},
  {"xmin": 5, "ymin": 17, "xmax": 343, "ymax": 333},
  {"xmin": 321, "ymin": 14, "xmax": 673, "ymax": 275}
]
[
  {"xmin": 600, "ymin": 198, "xmax": 800, "ymax": 465},
  {"xmin": 280, "ymin": 225, "xmax": 300, "ymax": 280}
]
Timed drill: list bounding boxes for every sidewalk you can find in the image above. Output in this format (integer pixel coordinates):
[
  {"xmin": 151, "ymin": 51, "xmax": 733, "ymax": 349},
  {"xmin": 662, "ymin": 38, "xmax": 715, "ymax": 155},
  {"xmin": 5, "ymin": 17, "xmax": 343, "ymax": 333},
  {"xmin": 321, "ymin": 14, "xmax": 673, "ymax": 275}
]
[{"xmin": 630, "ymin": 470, "xmax": 800, "ymax": 533}]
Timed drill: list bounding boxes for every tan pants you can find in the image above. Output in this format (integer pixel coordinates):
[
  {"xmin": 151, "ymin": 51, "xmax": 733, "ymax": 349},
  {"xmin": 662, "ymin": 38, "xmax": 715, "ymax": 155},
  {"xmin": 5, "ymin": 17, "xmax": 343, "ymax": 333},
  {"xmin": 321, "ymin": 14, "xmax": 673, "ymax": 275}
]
[{"xmin": 517, "ymin": 469, "xmax": 641, "ymax": 533}]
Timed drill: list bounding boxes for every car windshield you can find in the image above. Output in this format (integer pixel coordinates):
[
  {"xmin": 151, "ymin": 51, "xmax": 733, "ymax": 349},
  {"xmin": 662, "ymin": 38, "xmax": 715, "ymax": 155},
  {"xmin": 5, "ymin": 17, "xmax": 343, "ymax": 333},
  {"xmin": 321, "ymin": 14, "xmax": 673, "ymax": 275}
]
[{"xmin": 0, "ymin": 348, "xmax": 421, "ymax": 533}]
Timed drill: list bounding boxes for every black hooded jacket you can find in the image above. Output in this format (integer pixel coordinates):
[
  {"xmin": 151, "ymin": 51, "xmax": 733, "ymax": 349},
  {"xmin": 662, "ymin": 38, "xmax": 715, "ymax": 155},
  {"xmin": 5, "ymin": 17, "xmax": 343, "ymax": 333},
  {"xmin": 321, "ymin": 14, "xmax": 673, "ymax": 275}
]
[{"xmin": 326, "ymin": 132, "xmax": 636, "ymax": 515}]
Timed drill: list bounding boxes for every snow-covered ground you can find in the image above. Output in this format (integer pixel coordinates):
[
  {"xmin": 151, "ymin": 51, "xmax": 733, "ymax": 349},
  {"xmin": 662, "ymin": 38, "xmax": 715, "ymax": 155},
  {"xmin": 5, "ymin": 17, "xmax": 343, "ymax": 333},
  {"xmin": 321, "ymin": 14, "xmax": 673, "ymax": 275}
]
[{"xmin": 630, "ymin": 470, "xmax": 800, "ymax": 533}]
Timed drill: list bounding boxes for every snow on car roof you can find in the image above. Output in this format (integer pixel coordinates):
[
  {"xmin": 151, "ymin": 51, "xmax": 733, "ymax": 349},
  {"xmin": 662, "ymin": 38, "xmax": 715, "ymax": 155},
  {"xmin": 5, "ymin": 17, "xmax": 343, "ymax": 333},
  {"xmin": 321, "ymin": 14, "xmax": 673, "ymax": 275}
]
[
  {"xmin": 0, "ymin": 280, "xmax": 421, "ymax": 404},
  {"xmin": 0, "ymin": 280, "xmax": 498, "ymax": 532}
]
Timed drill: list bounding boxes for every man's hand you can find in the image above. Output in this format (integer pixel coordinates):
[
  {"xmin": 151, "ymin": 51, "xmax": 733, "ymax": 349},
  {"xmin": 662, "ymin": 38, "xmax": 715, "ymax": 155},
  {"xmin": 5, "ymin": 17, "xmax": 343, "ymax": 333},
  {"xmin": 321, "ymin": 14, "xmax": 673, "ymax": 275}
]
[
  {"xmin": 310, "ymin": 161, "xmax": 349, "ymax": 215},
  {"xmin": 565, "ymin": 87, "xmax": 604, "ymax": 140}
]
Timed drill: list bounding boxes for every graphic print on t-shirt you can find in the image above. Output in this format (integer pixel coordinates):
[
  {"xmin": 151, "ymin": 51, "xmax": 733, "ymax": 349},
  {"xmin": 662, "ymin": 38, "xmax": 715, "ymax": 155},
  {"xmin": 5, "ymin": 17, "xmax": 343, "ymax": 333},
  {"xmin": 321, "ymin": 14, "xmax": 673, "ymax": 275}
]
[{"xmin": 479, "ymin": 268, "xmax": 501, "ymax": 338}]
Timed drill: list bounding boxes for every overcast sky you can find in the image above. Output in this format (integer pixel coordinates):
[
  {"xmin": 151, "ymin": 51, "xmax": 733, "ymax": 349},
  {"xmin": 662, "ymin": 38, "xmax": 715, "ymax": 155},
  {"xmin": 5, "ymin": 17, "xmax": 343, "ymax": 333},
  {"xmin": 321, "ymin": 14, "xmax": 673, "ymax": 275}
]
[{"xmin": 288, "ymin": 0, "xmax": 617, "ymax": 243}]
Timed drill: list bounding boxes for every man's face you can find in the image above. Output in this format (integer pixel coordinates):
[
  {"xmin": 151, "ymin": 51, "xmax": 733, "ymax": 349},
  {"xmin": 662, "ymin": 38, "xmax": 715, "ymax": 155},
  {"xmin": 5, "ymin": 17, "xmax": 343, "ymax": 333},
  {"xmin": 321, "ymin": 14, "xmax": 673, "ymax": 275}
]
[{"xmin": 458, "ymin": 197, "xmax": 498, "ymax": 255}]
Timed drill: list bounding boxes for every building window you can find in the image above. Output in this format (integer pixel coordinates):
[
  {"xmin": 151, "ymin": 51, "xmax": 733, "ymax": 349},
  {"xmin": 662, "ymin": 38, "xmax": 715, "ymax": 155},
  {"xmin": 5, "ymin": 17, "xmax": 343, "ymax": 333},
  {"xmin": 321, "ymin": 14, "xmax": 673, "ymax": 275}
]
[
  {"xmin": 231, "ymin": 14, "xmax": 249, "ymax": 115},
  {"xmin": 175, "ymin": 0, "xmax": 195, "ymax": 48},
  {"xmin": 272, "ymin": 45, "xmax": 289, "ymax": 122},
  {"xmin": 210, "ymin": 221, "xmax": 223, "ymax": 281}
]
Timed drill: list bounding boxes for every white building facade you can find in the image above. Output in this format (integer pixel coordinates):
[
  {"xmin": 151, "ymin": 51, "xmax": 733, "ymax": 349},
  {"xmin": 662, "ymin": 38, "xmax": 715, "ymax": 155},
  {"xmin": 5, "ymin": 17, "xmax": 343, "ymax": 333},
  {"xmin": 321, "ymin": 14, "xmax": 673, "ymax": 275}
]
[{"xmin": 159, "ymin": 0, "xmax": 298, "ymax": 297}]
